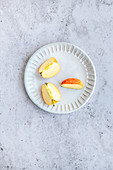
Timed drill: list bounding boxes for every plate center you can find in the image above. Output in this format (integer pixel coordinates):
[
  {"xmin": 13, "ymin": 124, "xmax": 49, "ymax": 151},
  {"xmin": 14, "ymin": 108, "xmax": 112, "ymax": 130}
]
[{"xmin": 33, "ymin": 51, "xmax": 86, "ymax": 104}]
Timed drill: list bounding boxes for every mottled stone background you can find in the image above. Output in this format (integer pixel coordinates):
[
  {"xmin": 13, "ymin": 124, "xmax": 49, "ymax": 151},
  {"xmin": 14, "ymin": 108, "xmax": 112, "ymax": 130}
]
[{"xmin": 0, "ymin": 0, "xmax": 113, "ymax": 169}]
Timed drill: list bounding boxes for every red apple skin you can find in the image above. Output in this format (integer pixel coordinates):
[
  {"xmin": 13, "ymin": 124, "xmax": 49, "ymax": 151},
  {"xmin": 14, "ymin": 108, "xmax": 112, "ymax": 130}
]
[{"xmin": 61, "ymin": 78, "xmax": 83, "ymax": 89}]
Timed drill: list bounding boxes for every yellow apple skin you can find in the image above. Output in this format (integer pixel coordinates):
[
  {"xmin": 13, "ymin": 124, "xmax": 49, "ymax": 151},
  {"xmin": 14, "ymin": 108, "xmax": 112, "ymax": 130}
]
[
  {"xmin": 42, "ymin": 84, "xmax": 52, "ymax": 105},
  {"xmin": 41, "ymin": 83, "xmax": 61, "ymax": 106},
  {"xmin": 38, "ymin": 57, "xmax": 60, "ymax": 78},
  {"xmin": 61, "ymin": 78, "xmax": 83, "ymax": 89}
]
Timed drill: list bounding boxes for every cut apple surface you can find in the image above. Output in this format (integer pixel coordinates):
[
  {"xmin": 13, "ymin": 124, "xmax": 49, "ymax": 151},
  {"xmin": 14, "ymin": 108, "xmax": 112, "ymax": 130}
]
[
  {"xmin": 61, "ymin": 78, "xmax": 83, "ymax": 89},
  {"xmin": 38, "ymin": 57, "xmax": 60, "ymax": 78},
  {"xmin": 42, "ymin": 83, "xmax": 61, "ymax": 106}
]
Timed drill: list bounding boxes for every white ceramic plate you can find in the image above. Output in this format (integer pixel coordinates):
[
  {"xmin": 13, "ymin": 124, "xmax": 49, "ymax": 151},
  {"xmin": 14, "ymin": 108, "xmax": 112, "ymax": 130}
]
[{"xmin": 24, "ymin": 42, "xmax": 96, "ymax": 114}]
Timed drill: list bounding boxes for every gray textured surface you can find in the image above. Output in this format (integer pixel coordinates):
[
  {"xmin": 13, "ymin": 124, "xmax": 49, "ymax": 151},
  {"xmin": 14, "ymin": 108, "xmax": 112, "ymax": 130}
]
[{"xmin": 0, "ymin": 0, "xmax": 113, "ymax": 169}]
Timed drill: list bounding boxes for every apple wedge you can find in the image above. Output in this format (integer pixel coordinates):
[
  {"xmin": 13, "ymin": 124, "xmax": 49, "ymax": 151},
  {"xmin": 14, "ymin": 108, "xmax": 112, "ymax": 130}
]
[
  {"xmin": 38, "ymin": 57, "xmax": 60, "ymax": 78},
  {"xmin": 61, "ymin": 78, "xmax": 83, "ymax": 89},
  {"xmin": 42, "ymin": 83, "xmax": 61, "ymax": 106}
]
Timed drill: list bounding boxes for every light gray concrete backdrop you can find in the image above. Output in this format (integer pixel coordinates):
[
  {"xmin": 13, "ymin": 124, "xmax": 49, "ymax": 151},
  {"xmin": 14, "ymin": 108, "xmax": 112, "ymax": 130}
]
[{"xmin": 0, "ymin": 0, "xmax": 113, "ymax": 169}]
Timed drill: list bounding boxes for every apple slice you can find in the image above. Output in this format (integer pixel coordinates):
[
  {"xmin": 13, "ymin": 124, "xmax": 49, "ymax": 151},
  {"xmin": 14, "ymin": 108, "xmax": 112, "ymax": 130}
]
[
  {"xmin": 42, "ymin": 83, "xmax": 61, "ymax": 106},
  {"xmin": 38, "ymin": 57, "xmax": 60, "ymax": 78},
  {"xmin": 61, "ymin": 78, "xmax": 83, "ymax": 89}
]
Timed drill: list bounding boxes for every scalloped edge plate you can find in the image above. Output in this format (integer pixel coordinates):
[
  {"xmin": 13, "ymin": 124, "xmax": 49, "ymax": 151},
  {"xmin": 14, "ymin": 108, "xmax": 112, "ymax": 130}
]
[{"xmin": 24, "ymin": 42, "xmax": 96, "ymax": 114}]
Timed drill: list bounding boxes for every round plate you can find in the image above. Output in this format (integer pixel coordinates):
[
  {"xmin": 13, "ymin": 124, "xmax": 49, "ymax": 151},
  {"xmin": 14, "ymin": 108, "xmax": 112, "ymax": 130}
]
[{"xmin": 24, "ymin": 42, "xmax": 96, "ymax": 114}]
